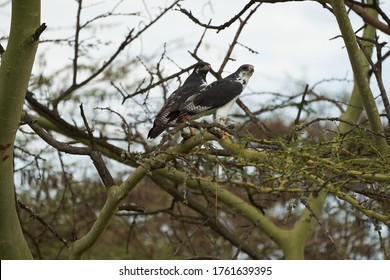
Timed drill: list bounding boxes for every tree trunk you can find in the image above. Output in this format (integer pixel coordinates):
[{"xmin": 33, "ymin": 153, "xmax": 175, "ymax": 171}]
[{"xmin": 0, "ymin": 0, "xmax": 41, "ymax": 259}]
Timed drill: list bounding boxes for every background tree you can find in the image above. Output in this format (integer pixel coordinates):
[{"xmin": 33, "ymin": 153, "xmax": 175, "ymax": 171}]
[{"xmin": 0, "ymin": 0, "xmax": 389, "ymax": 259}]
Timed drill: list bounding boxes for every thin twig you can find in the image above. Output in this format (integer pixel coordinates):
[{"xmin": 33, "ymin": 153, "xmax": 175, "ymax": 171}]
[
  {"xmin": 217, "ymin": 3, "xmax": 261, "ymax": 75},
  {"xmin": 300, "ymin": 198, "xmax": 344, "ymax": 259},
  {"xmin": 122, "ymin": 63, "xmax": 198, "ymax": 103},
  {"xmin": 53, "ymin": 0, "xmax": 181, "ymax": 107},
  {"xmin": 178, "ymin": 0, "xmax": 257, "ymax": 33},
  {"xmin": 18, "ymin": 199, "xmax": 71, "ymax": 247},
  {"xmin": 80, "ymin": 104, "xmax": 116, "ymax": 189},
  {"xmin": 294, "ymin": 84, "xmax": 309, "ymax": 126}
]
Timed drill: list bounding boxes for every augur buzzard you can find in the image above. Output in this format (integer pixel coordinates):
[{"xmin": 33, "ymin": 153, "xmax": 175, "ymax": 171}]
[
  {"xmin": 147, "ymin": 62, "xmax": 211, "ymax": 139},
  {"xmin": 168, "ymin": 64, "xmax": 254, "ymax": 125}
]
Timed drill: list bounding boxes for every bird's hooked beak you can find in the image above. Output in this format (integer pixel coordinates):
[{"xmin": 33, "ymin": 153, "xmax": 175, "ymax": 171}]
[
  {"xmin": 202, "ymin": 63, "xmax": 211, "ymax": 71},
  {"xmin": 244, "ymin": 64, "xmax": 254, "ymax": 79}
]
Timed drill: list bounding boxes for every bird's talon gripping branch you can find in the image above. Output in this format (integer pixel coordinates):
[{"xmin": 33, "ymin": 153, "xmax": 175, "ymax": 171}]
[
  {"xmin": 180, "ymin": 127, "xmax": 196, "ymax": 140},
  {"xmin": 220, "ymin": 130, "xmax": 232, "ymax": 139}
]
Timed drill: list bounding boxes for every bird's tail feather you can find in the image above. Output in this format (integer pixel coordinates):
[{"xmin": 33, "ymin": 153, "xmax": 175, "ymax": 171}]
[{"xmin": 147, "ymin": 124, "xmax": 166, "ymax": 139}]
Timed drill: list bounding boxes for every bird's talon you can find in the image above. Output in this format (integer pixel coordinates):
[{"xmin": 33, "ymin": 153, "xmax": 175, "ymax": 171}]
[
  {"xmin": 181, "ymin": 127, "xmax": 197, "ymax": 140},
  {"xmin": 221, "ymin": 130, "xmax": 232, "ymax": 140}
]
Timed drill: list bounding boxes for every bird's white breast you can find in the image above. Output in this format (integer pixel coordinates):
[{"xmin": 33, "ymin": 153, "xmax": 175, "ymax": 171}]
[{"xmin": 215, "ymin": 95, "xmax": 239, "ymax": 124}]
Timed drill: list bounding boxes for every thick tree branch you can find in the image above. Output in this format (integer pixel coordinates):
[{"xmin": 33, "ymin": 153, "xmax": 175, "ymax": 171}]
[
  {"xmin": 24, "ymin": 112, "xmax": 116, "ymax": 189},
  {"xmin": 330, "ymin": 0, "xmax": 389, "ymax": 155},
  {"xmin": 345, "ymin": 0, "xmax": 390, "ymax": 35},
  {"xmin": 26, "ymin": 91, "xmax": 130, "ymax": 165},
  {"xmin": 69, "ymin": 132, "xmax": 216, "ymax": 259}
]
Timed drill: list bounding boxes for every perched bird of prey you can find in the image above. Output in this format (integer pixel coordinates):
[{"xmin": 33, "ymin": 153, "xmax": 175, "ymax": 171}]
[
  {"xmin": 168, "ymin": 64, "xmax": 254, "ymax": 125},
  {"xmin": 147, "ymin": 62, "xmax": 211, "ymax": 139}
]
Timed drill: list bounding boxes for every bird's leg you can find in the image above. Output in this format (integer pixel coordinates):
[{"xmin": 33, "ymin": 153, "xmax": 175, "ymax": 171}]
[
  {"xmin": 220, "ymin": 129, "xmax": 232, "ymax": 139},
  {"xmin": 190, "ymin": 127, "xmax": 196, "ymax": 137},
  {"xmin": 214, "ymin": 115, "xmax": 231, "ymax": 139},
  {"xmin": 181, "ymin": 127, "xmax": 197, "ymax": 140},
  {"xmin": 179, "ymin": 115, "xmax": 197, "ymax": 140},
  {"xmin": 214, "ymin": 117, "xmax": 233, "ymax": 140}
]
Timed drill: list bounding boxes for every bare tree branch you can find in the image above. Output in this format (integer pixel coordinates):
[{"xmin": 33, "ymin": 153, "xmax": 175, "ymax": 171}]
[
  {"xmin": 53, "ymin": 0, "xmax": 182, "ymax": 107},
  {"xmin": 18, "ymin": 199, "xmax": 71, "ymax": 248}
]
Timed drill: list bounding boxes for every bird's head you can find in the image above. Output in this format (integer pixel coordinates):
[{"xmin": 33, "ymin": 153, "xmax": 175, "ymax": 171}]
[
  {"xmin": 236, "ymin": 64, "xmax": 254, "ymax": 84},
  {"xmin": 239, "ymin": 64, "xmax": 254, "ymax": 76},
  {"xmin": 192, "ymin": 61, "xmax": 211, "ymax": 81},
  {"xmin": 194, "ymin": 61, "xmax": 211, "ymax": 74},
  {"xmin": 183, "ymin": 61, "xmax": 211, "ymax": 86}
]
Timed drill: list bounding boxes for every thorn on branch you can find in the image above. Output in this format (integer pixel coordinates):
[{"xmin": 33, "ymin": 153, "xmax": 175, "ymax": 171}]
[{"xmin": 31, "ymin": 23, "xmax": 47, "ymax": 41}]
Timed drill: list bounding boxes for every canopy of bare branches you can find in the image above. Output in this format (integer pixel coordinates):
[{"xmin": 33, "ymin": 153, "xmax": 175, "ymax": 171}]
[{"xmin": 0, "ymin": 0, "xmax": 389, "ymax": 260}]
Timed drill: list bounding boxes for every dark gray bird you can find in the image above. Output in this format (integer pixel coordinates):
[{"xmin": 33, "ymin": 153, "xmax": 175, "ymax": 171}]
[
  {"xmin": 147, "ymin": 62, "xmax": 211, "ymax": 139},
  {"xmin": 168, "ymin": 64, "xmax": 254, "ymax": 125}
]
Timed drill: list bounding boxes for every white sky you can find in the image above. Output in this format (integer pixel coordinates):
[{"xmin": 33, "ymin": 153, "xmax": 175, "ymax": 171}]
[{"xmin": 1, "ymin": 0, "xmax": 389, "ymax": 121}]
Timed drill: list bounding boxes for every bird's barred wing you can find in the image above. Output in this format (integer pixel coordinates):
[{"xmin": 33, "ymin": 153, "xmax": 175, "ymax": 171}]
[
  {"xmin": 193, "ymin": 80, "xmax": 243, "ymax": 108},
  {"xmin": 175, "ymin": 80, "xmax": 243, "ymax": 119},
  {"xmin": 147, "ymin": 62, "xmax": 211, "ymax": 139},
  {"xmin": 148, "ymin": 84, "xmax": 206, "ymax": 139},
  {"xmin": 153, "ymin": 84, "xmax": 204, "ymax": 124}
]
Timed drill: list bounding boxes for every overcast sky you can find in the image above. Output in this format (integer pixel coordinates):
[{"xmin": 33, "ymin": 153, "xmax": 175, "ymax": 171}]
[{"xmin": 1, "ymin": 0, "xmax": 389, "ymax": 120}]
